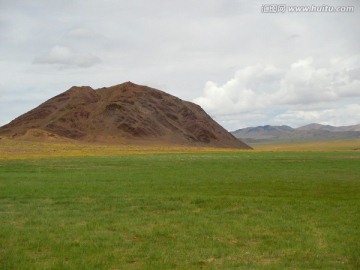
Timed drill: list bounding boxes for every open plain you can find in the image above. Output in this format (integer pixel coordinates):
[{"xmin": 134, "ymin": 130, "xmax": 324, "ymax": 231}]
[{"xmin": 0, "ymin": 139, "xmax": 359, "ymax": 269}]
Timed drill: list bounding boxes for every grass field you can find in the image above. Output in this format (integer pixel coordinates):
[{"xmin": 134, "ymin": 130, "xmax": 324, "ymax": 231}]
[
  {"xmin": 250, "ymin": 138, "xmax": 360, "ymax": 152},
  {"xmin": 0, "ymin": 141, "xmax": 360, "ymax": 269}
]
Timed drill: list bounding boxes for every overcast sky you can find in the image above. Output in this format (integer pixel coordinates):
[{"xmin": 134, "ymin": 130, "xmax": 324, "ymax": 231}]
[{"xmin": 1, "ymin": 0, "xmax": 359, "ymax": 130}]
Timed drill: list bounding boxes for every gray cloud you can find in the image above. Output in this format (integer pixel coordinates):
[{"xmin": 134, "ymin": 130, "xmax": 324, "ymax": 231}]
[
  {"xmin": 65, "ymin": 28, "xmax": 102, "ymax": 39},
  {"xmin": 34, "ymin": 46, "xmax": 101, "ymax": 68},
  {"xmin": 0, "ymin": 0, "xmax": 359, "ymax": 128},
  {"xmin": 287, "ymin": 34, "xmax": 300, "ymax": 41}
]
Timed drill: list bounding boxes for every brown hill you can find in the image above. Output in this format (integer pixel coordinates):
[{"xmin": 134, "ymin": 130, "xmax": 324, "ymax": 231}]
[{"xmin": 0, "ymin": 82, "xmax": 251, "ymax": 149}]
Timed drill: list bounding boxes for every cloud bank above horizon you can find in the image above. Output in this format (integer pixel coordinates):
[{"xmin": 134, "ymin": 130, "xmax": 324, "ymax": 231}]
[
  {"xmin": 194, "ymin": 56, "xmax": 360, "ymax": 129},
  {"xmin": 0, "ymin": 0, "xmax": 359, "ymax": 130}
]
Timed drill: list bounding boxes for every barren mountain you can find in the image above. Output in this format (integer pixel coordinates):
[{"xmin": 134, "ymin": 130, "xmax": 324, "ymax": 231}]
[
  {"xmin": 297, "ymin": 123, "xmax": 360, "ymax": 132},
  {"xmin": 232, "ymin": 124, "xmax": 360, "ymax": 143},
  {"xmin": 0, "ymin": 82, "xmax": 251, "ymax": 149},
  {"xmin": 232, "ymin": 125, "xmax": 294, "ymax": 141}
]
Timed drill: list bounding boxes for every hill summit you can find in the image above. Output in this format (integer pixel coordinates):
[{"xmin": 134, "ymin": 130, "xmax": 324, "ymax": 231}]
[{"xmin": 0, "ymin": 82, "xmax": 251, "ymax": 149}]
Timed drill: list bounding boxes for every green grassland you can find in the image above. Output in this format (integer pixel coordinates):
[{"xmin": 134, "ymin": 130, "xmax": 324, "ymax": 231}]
[{"xmin": 1, "ymin": 149, "xmax": 360, "ymax": 269}]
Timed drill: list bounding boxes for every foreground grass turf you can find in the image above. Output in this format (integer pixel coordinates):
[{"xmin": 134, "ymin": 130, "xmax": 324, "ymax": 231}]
[{"xmin": 1, "ymin": 151, "xmax": 360, "ymax": 269}]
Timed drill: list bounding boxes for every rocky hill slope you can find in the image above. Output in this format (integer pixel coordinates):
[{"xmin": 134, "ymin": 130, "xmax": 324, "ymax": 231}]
[{"xmin": 0, "ymin": 82, "xmax": 251, "ymax": 149}]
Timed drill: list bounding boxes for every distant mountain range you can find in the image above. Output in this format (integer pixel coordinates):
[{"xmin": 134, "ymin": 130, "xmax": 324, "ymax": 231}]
[{"xmin": 231, "ymin": 124, "xmax": 360, "ymax": 143}]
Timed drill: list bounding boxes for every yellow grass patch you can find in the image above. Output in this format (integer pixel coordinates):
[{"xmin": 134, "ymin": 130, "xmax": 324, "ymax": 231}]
[
  {"xmin": 2, "ymin": 137, "xmax": 359, "ymax": 160},
  {"xmin": 0, "ymin": 138, "xmax": 247, "ymax": 160},
  {"xmin": 250, "ymin": 139, "xmax": 360, "ymax": 152}
]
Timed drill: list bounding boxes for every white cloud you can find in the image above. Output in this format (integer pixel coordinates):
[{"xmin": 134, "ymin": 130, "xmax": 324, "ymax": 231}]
[
  {"xmin": 194, "ymin": 64, "xmax": 284, "ymax": 115},
  {"xmin": 274, "ymin": 57, "xmax": 360, "ymax": 104},
  {"xmin": 194, "ymin": 56, "xmax": 360, "ymax": 129},
  {"xmin": 34, "ymin": 45, "xmax": 101, "ymax": 68}
]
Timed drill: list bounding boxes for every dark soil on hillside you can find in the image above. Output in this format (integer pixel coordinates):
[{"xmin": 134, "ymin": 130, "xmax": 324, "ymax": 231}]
[{"xmin": 0, "ymin": 82, "xmax": 251, "ymax": 149}]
